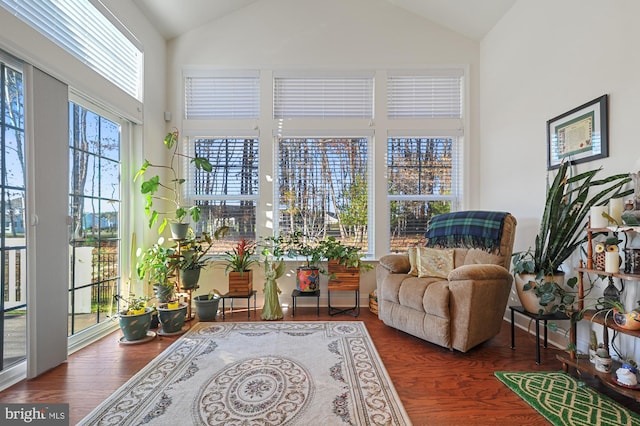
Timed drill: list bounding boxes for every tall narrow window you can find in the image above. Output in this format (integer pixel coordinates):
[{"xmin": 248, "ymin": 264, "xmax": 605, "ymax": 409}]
[
  {"xmin": 386, "ymin": 70, "xmax": 463, "ymax": 251},
  {"xmin": 387, "ymin": 137, "xmax": 460, "ymax": 251},
  {"xmin": 187, "ymin": 137, "xmax": 259, "ymax": 252},
  {"xmin": 1, "ymin": 55, "xmax": 26, "ymax": 371},
  {"xmin": 68, "ymin": 102, "xmax": 121, "ymax": 335},
  {"xmin": 278, "ymin": 138, "xmax": 369, "ymax": 250}
]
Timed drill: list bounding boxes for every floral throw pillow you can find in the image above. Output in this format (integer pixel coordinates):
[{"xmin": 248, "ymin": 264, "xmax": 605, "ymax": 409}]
[{"xmin": 417, "ymin": 247, "xmax": 455, "ymax": 278}]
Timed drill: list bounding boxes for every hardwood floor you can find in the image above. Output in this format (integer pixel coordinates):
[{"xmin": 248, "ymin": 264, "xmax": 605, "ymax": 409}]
[{"xmin": 1, "ymin": 306, "xmax": 639, "ymax": 425}]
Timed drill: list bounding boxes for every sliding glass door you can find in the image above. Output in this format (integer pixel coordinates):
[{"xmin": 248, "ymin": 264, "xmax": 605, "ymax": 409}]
[{"xmin": 0, "ymin": 57, "xmax": 26, "ymax": 371}]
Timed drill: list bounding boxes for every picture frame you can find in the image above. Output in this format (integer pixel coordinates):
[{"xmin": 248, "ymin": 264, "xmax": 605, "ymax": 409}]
[{"xmin": 546, "ymin": 94, "xmax": 608, "ymax": 170}]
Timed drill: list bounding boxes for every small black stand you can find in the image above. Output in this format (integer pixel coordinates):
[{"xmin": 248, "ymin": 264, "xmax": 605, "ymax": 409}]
[
  {"xmin": 221, "ymin": 290, "xmax": 257, "ymax": 319},
  {"xmin": 291, "ymin": 289, "xmax": 320, "ymax": 317},
  {"xmin": 510, "ymin": 305, "xmax": 570, "ymax": 365}
]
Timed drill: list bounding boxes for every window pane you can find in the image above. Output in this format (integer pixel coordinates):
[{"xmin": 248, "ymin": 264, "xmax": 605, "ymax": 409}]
[
  {"xmin": 389, "ymin": 200, "xmax": 451, "ymax": 252},
  {"xmin": 387, "ymin": 138, "xmax": 453, "ymax": 196},
  {"xmin": 193, "ymin": 138, "xmax": 259, "ymax": 196},
  {"xmin": 195, "ymin": 200, "xmax": 257, "ymax": 252},
  {"xmin": 4, "ymin": 130, "xmax": 24, "ymax": 188},
  {"xmin": 278, "ymin": 138, "xmax": 369, "ymax": 250},
  {"xmin": 274, "ymin": 76, "xmax": 374, "ymax": 119},
  {"xmin": 189, "ymin": 138, "xmax": 259, "ymax": 253},
  {"xmin": 4, "ymin": 190, "xmax": 26, "ymax": 245},
  {"xmin": 2, "ymin": 60, "xmax": 26, "ymax": 371},
  {"xmin": 387, "ymin": 137, "xmax": 456, "ymax": 252},
  {"xmin": 68, "ymin": 102, "xmax": 121, "ymax": 336},
  {"xmin": 3, "ymin": 67, "xmax": 23, "ymax": 128},
  {"xmin": 0, "ymin": 0, "xmax": 142, "ymax": 98}
]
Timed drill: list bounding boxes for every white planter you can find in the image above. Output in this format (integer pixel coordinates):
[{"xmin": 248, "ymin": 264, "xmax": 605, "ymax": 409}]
[
  {"xmin": 514, "ymin": 273, "xmax": 563, "ymax": 315},
  {"xmin": 594, "ymin": 355, "xmax": 612, "ymax": 373}
]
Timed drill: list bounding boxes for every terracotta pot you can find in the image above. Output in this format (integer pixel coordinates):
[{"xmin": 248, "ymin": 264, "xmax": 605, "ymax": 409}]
[{"xmin": 514, "ymin": 272, "xmax": 563, "ymax": 315}]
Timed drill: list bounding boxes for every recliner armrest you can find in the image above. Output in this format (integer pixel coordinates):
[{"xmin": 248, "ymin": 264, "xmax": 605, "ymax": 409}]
[
  {"xmin": 377, "ymin": 254, "xmax": 411, "ymax": 274},
  {"xmin": 447, "ymin": 264, "xmax": 512, "ymax": 281}
]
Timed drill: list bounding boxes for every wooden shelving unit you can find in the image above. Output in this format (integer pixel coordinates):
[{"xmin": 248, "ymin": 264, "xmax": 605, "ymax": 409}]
[{"xmin": 560, "ymin": 225, "xmax": 640, "ymax": 401}]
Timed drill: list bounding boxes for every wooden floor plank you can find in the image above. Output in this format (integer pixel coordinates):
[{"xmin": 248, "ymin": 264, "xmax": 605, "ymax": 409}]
[{"xmin": 1, "ymin": 307, "xmax": 638, "ymax": 425}]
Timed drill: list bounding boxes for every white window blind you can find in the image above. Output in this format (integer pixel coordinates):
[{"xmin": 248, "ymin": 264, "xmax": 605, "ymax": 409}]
[
  {"xmin": 274, "ymin": 76, "xmax": 373, "ymax": 119},
  {"xmin": 184, "ymin": 75, "xmax": 260, "ymax": 119},
  {"xmin": 387, "ymin": 73, "xmax": 463, "ymax": 119},
  {"xmin": 0, "ymin": 0, "xmax": 142, "ymax": 99}
]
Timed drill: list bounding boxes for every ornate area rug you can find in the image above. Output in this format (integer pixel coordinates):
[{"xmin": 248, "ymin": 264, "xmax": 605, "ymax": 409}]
[
  {"xmin": 79, "ymin": 322, "xmax": 411, "ymax": 425},
  {"xmin": 495, "ymin": 371, "xmax": 640, "ymax": 426}
]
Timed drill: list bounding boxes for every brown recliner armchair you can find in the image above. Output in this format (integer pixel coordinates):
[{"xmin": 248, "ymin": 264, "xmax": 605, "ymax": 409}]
[{"xmin": 376, "ymin": 211, "xmax": 517, "ymax": 352}]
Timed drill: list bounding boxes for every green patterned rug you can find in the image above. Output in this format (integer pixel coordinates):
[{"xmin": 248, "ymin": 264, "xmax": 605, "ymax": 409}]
[{"xmin": 495, "ymin": 371, "xmax": 640, "ymax": 426}]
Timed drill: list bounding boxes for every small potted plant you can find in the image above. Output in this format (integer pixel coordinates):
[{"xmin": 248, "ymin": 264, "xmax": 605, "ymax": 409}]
[
  {"xmin": 319, "ymin": 236, "xmax": 372, "ymax": 292},
  {"xmin": 175, "ymin": 231, "xmax": 214, "ymax": 290},
  {"xmin": 114, "ymin": 294, "xmax": 153, "ymax": 342},
  {"xmin": 282, "ymin": 231, "xmax": 324, "ymax": 292},
  {"xmin": 224, "ymin": 238, "xmax": 259, "ymax": 295},
  {"xmin": 133, "ymin": 128, "xmax": 215, "ymax": 238},
  {"xmin": 136, "ymin": 238, "xmax": 177, "ymax": 303},
  {"xmin": 194, "ymin": 289, "xmax": 222, "ymax": 321}
]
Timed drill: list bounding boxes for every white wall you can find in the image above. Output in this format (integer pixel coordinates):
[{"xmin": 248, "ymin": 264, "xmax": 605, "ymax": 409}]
[
  {"xmin": 480, "ymin": 0, "xmax": 640, "ymax": 357},
  {"xmin": 165, "ymin": 0, "xmax": 482, "ymax": 307}
]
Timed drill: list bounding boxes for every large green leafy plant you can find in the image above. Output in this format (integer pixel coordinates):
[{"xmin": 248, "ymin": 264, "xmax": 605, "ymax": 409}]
[
  {"xmin": 134, "ymin": 129, "xmax": 214, "ymax": 234},
  {"xmin": 513, "ymin": 161, "xmax": 631, "ymax": 313}
]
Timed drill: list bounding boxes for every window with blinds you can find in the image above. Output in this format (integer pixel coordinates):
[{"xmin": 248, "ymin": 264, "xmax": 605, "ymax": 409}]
[
  {"xmin": 274, "ymin": 76, "xmax": 373, "ymax": 119},
  {"xmin": 278, "ymin": 138, "xmax": 369, "ymax": 250},
  {"xmin": 387, "ymin": 137, "xmax": 460, "ymax": 251},
  {"xmin": 184, "ymin": 75, "xmax": 260, "ymax": 120},
  {"xmin": 188, "ymin": 138, "xmax": 259, "ymax": 252},
  {"xmin": 0, "ymin": 0, "xmax": 142, "ymax": 99},
  {"xmin": 387, "ymin": 73, "xmax": 463, "ymax": 119}
]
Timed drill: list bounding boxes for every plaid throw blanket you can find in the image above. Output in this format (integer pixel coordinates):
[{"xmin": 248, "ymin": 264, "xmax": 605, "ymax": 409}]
[{"xmin": 425, "ymin": 211, "xmax": 509, "ymax": 252}]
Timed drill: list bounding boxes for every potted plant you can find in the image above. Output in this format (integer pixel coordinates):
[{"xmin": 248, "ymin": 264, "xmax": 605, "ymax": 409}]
[
  {"xmin": 114, "ymin": 294, "xmax": 153, "ymax": 342},
  {"xmin": 133, "ymin": 128, "xmax": 215, "ymax": 239},
  {"xmin": 283, "ymin": 231, "xmax": 324, "ymax": 292},
  {"xmin": 156, "ymin": 299, "xmax": 188, "ymax": 334},
  {"xmin": 194, "ymin": 289, "xmax": 222, "ymax": 321},
  {"xmin": 174, "ymin": 227, "xmax": 228, "ymax": 290},
  {"xmin": 512, "ymin": 161, "xmax": 631, "ymax": 315},
  {"xmin": 224, "ymin": 238, "xmax": 258, "ymax": 295},
  {"xmin": 319, "ymin": 235, "xmax": 372, "ymax": 290},
  {"xmin": 136, "ymin": 238, "xmax": 177, "ymax": 303}
]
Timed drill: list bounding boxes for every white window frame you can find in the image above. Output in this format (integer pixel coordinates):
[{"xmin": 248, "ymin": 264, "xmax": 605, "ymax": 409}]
[{"xmin": 181, "ymin": 67, "xmax": 468, "ymax": 259}]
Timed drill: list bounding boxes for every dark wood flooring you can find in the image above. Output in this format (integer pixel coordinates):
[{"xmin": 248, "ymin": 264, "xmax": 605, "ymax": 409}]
[{"xmin": 1, "ymin": 306, "xmax": 639, "ymax": 425}]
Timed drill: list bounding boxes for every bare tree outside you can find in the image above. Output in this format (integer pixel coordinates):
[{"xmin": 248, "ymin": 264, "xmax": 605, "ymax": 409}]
[{"xmin": 278, "ymin": 138, "xmax": 369, "ymax": 249}]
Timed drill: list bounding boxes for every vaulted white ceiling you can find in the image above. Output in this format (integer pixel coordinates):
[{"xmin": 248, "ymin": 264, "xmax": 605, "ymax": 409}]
[{"xmin": 132, "ymin": 0, "xmax": 516, "ymax": 41}]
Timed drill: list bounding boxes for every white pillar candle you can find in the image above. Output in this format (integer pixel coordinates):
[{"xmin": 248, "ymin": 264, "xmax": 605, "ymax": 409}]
[
  {"xmin": 590, "ymin": 206, "xmax": 609, "ymax": 228},
  {"xmin": 605, "ymin": 251, "xmax": 619, "ymax": 273},
  {"xmin": 609, "ymin": 198, "xmax": 624, "ymax": 226}
]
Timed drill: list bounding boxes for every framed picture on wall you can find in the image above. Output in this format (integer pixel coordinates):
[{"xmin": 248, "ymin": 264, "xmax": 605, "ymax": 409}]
[{"xmin": 546, "ymin": 94, "xmax": 609, "ymax": 170}]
